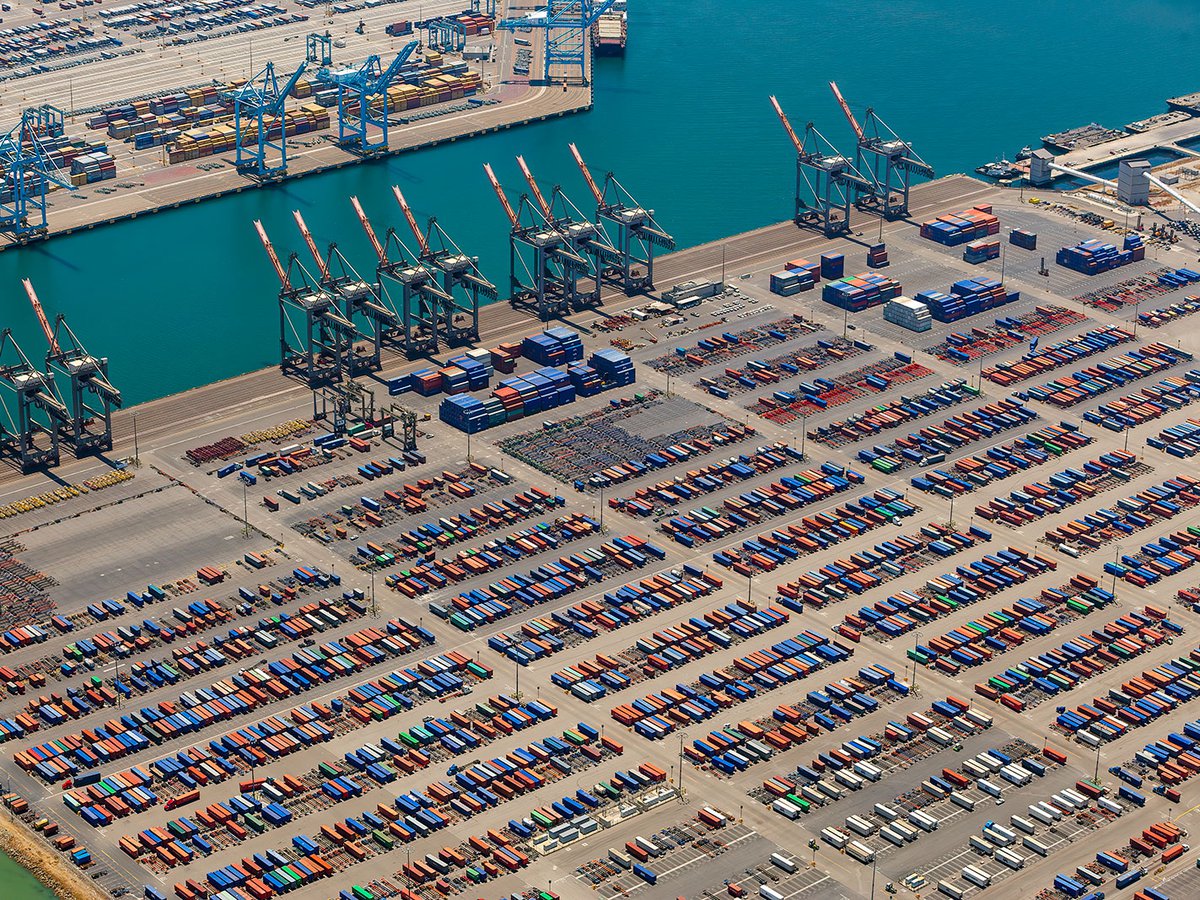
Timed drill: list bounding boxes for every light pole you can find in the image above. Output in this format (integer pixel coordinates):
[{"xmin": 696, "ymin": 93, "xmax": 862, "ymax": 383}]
[
  {"xmin": 948, "ymin": 492, "xmax": 955, "ymax": 527},
  {"xmin": 720, "ymin": 243, "xmax": 727, "ymax": 286},
  {"xmin": 746, "ymin": 571, "xmax": 753, "ymax": 606},
  {"xmin": 132, "ymin": 412, "xmax": 140, "ymax": 467},
  {"xmin": 370, "ymin": 570, "xmax": 377, "ymax": 618},
  {"xmin": 242, "ymin": 481, "xmax": 250, "ymax": 538},
  {"xmin": 467, "ymin": 429, "xmax": 472, "ymax": 464},
  {"xmin": 800, "ymin": 414, "xmax": 808, "ymax": 459}
]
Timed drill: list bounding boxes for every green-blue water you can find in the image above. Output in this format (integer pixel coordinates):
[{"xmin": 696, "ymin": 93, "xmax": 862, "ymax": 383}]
[
  {"xmin": 0, "ymin": 849, "xmax": 55, "ymax": 900},
  {"xmin": 1, "ymin": 0, "xmax": 1197, "ymax": 405}
]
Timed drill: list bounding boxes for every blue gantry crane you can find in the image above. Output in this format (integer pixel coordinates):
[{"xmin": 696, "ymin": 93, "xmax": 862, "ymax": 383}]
[
  {"xmin": 0, "ymin": 105, "xmax": 76, "ymax": 243},
  {"xmin": 569, "ymin": 142, "xmax": 674, "ymax": 295},
  {"xmin": 225, "ymin": 61, "xmax": 309, "ymax": 180},
  {"xmin": 316, "ymin": 41, "xmax": 419, "ymax": 156},
  {"xmin": 498, "ymin": 0, "xmax": 619, "ymax": 84},
  {"xmin": 769, "ymin": 95, "xmax": 876, "ymax": 238},
  {"xmin": 829, "ymin": 81, "xmax": 934, "ymax": 220}
]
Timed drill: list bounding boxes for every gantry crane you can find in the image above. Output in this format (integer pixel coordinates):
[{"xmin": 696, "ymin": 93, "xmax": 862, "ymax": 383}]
[
  {"xmin": 569, "ymin": 142, "xmax": 674, "ymax": 295},
  {"xmin": 0, "ymin": 105, "xmax": 76, "ymax": 243},
  {"xmin": 292, "ymin": 210, "xmax": 388, "ymax": 375},
  {"xmin": 829, "ymin": 81, "xmax": 934, "ymax": 220},
  {"xmin": 351, "ymin": 194, "xmax": 451, "ymax": 359},
  {"xmin": 769, "ymin": 95, "xmax": 875, "ymax": 238},
  {"xmin": 316, "ymin": 41, "xmax": 419, "ymax": 155},
  {"xmin": 306, "ymin": 31, "xmax": 332, "ymax": 67},
  {"xmin": 498, "ymin": 0, "xmax": 619, "ymax": 84},
  {"xmin": 24, "ymin": 280, "xmax": 122, "ymax": 457},
  {"xmin": 254, "ymin": 219, "xmax": 359, "ymax": 387},
  {"xmin": 225, "ymin": 61, "xmax": 309, "ymax": 180},
  {"xmin": 0, "ymin": 329, "xmax": 68, "ymax": 471},
  {"xmin": 484, "ymin": 161, "xmax": 585, "ymax": 321},
  {"xmin": 392, "ymin": 186, "xmax": 493, "ymax": 351},
  {"xmin": 516, "ymin": 154, "xmax": 611, "ymax": 311}
]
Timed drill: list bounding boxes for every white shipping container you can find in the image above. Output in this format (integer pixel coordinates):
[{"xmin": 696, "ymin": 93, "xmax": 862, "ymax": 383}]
[
  {"xmin": 846, "ymin": 840, "xmax": 875, "ymax": 864},
  {"xmin": 845, "ymin": 815, "xmax": 876, "ymax": 836},
  {"xmin": 873, "ymin": 802, "xmax": 898, "ymax": 821},
  {"xmin": 961, "ymin": 865, "xmax": 991, "ymax": 888},
  {"xmin": 769, "ymin": 852, "xmax": 797, "ymax": 874},
  {"xmin": 977, "ymin": 779, "xmax": 1002, "ymax": 798},
  {"xmin": 937, "ymin": 880, "xmax": 965, "ymax": 899},
  {"xmin": 881, "ymin": 826, "xmax": 907, "ymax": 847},
  {"xmin": 820, "ymin": 827, "xmax": 848, "ymax": 849},
  {"xmin": 1010, "ymin": 814, "xmax": 1036, "ymax": 834},
  {"xmin": 949, "ymin": 793, "xmax": 975, "ymax": 811},
  {"xmin": 1022, "ymin": 836, "xmax": 1049, "ymax": 857},
  {"xmin": 995, "ymin": 848, "xmax": 1025, "ymax": 869}
]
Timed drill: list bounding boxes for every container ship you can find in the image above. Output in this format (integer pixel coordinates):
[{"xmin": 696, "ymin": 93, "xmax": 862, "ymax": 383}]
[{"xmin": 592, "ymin": 0, "xmax": 627, "ymax": 55}]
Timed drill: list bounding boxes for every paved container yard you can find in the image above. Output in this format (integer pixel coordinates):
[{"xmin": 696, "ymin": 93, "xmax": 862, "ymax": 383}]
[{"xmin": 4, "ymin": 176, "xmax": 1200, "ymax": 900}]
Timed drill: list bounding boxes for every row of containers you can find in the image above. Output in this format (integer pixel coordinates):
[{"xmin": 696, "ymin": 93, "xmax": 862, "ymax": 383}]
[
  {"xmin": 1032, "ymin": 641, "xmax": 1190, "ymax": 755},
  {"xmin": 1022, "ymin": 344, "xmax": 1195, "ymax": 409},
  {"xmin": 1057, "ymin": 233, "xmax": 1145, "ymax": 275},
  {"xmin": 440, "ymin": 351, "xmax": 636, "ymax": 434},
  {"xmin": 768, "ymin": 254, "xmax": 845, "ymax": 295},
  {"xmin": 976, "ymin": 607, "xmax": 1180, "ymax": 713},
  {"xmin": 983, "ymin": 324, "xmax": 1134, "ymax": 386},
  {"xmin": 919, "ymin": 204, "xmax": 1000, "ymax": 246}
]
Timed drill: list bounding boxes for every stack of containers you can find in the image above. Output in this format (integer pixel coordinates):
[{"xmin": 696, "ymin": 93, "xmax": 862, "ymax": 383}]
[
  {"xmin": 590, "ymin": 349, "xmax": 636, "ymax": 387},
  {"xmin": 69, "ymin": 152, "xmax": 117, "ymax": 186},
  {"xmin": 446, "ymin": 355, "xmax": 491, "ymax": 391},
  {"xmin": 1125, "ymin": 232, "xmax": 1146, "ymax": 261},
  {"xmin": 491, "ymin": 342, "xmax": 521, "ymax": 373},
  {"xmin": 568, "ymin": 365, "xmax": 604, "ymax": 396},
  {"xmin": 920, "ymin": 205, "xmax": 1000, "ymax": 246},
  {"xmin": 439, "ymin": 396, "xmax": 488, "ymax": 433},
  {"xmin": 438, "ymin": 365, "xmax": 471, "ymax": 394},
  {"xmin": 770, "ymin": 269, "xmax": 811, "ymax": 296},
  {"xmin": 963, "ymin": 239, "xmax": 1001, "ymax": 264},
  {"xmin": 409, "ymin": 368, "xmax": 443, "ymax": 396},
  {"xmin": 883, "ymin": 298, "xmax": 933, "ymax": 332},
  {"xmin": 785, "ymin": 258, "xmax": 821, "ymax": 281},
  {"xmin": 916, "ymin": 277, "xmax": 1019, "ymax": 323},
  {"xmin": 1056, "ymin": 239, "xmax": 1133, "ymax": 275},
  {"xmin": 1010, "ymin": 230, "xmax": 1038, "ymax": 250},
  {"xmin": 821, "ymin": 273, "xmax": 903, "ymax": 311},
  {"xmin": 820, "ymin": 253, "xmax": 845, "ymax": 280},
  {"xmin": 544, "ymin": 327, "xmax": 585, "ymax": 362},
  {"xmin": 440, "ymin": 367, "xmax": 578, "ymax": 433},
  {"xmin": 523, "ymin": 333, "xmax": 567, "ymax": 366},
  {"xmin": 867, "ymin": 244, "xmax": 889, "ymax": 268}
]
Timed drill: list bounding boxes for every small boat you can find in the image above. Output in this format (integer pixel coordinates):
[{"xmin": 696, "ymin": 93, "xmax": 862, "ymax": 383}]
[
  {"xmin": 1015, "ymin": 145, "xmax": 1034, "ymax": 161},
  {"xmin": 975, "ymin": 158, "xmax": 1021, "ymax": 180}
]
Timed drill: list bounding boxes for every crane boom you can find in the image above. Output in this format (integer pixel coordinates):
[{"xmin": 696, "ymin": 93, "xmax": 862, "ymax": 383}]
[
  {"xmin": 292, "ymin": 210, "xmax": 330, "ymax": 281},
  {"xmin": 769, "ymin": 95, "xmax": 805, "ymax": 155},
  {"xmin": 22, "ymin": 278, "xmax": 61, "ymax": 357},
  {"xmin": 391, "ymin": 185, "xmax": 429, "ymax": 256},
  {"xmin": 483, "ymin": 163, "xmax": 518, "ymax": 228},
  {"xmin": 254, "ymin": 220, "xmax": 291, "ymax": 290},
  {"xmin": 515, "ymin": 155, "xmax": 552, "ymax": 220},
  {"xmin": 568, "ymin": 142, "xmax": 603, "ymax": 205},
  {"xmin": 828, "ymin": 81, "xmax": 864, "ymax": 141},
  {"xmin": 350, "ymin": 196, "xmax": 387, "ymax": 264}
]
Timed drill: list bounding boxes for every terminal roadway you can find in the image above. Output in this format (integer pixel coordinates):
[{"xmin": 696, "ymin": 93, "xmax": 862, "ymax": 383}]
[{"xmin": 51, "ymin": 175, "xmax": 991, "ymax": 487}]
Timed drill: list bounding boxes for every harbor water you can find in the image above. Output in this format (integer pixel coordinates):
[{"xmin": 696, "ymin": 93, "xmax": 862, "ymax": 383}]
[
  {"xmin": 0, "ymin": 849, "xmax": 56, "ymax": 900},
  {"xmin": 0, "ymin": 0, "xmax": 1197, "ymax": 405}
]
